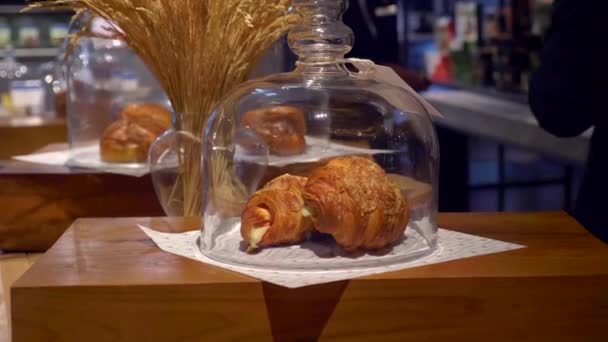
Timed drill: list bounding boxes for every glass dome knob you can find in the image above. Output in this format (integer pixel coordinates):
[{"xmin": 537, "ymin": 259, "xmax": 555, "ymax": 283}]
[{"xmin": 288, "ymin": 0, "xmax": 354, "ymax": 62}]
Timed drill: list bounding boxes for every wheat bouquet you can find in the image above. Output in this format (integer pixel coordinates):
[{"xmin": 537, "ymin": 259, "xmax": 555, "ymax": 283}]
[{"xmin": 29, "ymin": 0, "xmax": 298, "ymax": 215}]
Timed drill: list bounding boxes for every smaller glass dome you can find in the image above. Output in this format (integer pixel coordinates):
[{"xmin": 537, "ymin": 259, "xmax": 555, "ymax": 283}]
[
  {"xmin": 201, "ymin": 0, "xmax": 439, "ymax": 270},
  {"xmin": 65, "ymin": 12, "xmax": 170, "ymax": 167}
]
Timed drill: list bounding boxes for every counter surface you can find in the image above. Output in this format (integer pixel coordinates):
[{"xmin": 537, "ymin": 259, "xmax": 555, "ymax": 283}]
[
  {"xmin": 10, "ymin": 212, "xmax": 608, "ymax": 341},
  {"xmin": 424, "ymin": 89, "xmax": 590, "ymax": 164}
]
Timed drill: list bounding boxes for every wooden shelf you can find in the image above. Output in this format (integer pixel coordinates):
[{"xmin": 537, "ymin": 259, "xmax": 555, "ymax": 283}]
[
  {"xmin": 0, "ymin": 144, "xmax": 164, "ymax": 252},
  {"xmin": 0, "ymin": 5, "xmax": 72, "ymax": 14},
  {"xmin": 0, "ymin": 48, "xmax": 59, "ymax": 58}
]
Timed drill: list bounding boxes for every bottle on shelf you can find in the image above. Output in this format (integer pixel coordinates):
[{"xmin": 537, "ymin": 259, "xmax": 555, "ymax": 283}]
[{"xmin": 15, "ymin": 17, "xmax": 42, "ymax": 48}]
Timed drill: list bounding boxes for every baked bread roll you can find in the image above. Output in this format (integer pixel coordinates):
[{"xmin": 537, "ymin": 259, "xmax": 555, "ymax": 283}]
[
  {"xmin": 120, "ymin": 103, "xmax": 173, "ymax": 129},
  {"xmin": 100, "ymin": 103, "xmax": 171, "ymax": 163},
  {"xmin": 241, "ymin": 105, "xmax": 307, "ymax": 156},
  {"xmin": 303, "ymin": 156, "xmax": 410, "ymax": 251},
  {"xmin": 241, "ymin": 174, "xmax": 312, "ymax": 252}
]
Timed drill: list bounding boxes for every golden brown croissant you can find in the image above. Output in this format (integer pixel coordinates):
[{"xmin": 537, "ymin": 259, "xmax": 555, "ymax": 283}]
[
  {"xmin": 241, "ymin": 105, "xmax": 307, "ymax": 156},
  {"xmin": 303, "ymin": 156, "xmax": 410, "ymax": 251},
  {"xmin": 241, "ymin": 174, "xmax": 313, "ymax": 251},
  {"xmin": 100, "ymin": 103, "xmax": 171, "ymax": 163}
]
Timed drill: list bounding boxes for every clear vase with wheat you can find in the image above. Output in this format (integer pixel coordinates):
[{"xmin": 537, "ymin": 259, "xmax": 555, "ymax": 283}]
[
  {"xmin": 148, "ymin": 112, "xmax": 201, "ymax": 216},
  {"xmin": 148, "ymin": 38, "xmax": 290, "ymax": 217}
]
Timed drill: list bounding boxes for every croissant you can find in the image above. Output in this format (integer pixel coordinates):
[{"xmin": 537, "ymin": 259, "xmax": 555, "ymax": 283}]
[
  {"xmin": 100, "ymin": 103, "xmax": 171, "ymax": 163},
  {"xmin": 303, "ymin": 156, "xmax": 410, "ymax": 251},
  {"xmin": 241, "ymin": 105, "xmax": 306, "ymax": 156},
  {"xmin": 241, "ymin": 174, "xmax": 313, "ymax": 251}
]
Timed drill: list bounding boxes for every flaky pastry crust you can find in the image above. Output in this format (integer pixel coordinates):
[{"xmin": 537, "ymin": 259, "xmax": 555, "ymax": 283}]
[
  {"xmin": 303, "ymin": 156, "xmax": 410, "ymax": 251},
  {"xmin": 241, "ymin": 174, "xmax": 312, "ymax": 251}
]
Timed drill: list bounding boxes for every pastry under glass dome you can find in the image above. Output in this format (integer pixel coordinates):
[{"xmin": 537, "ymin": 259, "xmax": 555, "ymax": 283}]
[{"xmin": 201, "ymin": 0, "xmax": 440, "ymax": 270}]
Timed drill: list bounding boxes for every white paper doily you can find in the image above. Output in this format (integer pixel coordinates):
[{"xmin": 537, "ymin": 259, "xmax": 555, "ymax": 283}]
[
  {"xmin": 13, "ymin": 145, "xmax": 150, "ymax": 177},
  {"xmin": 66, "ymin": 145, "xmax": 150, "ymax": 177},
  {"xmin": 139, "ymin": 225, "xmax": 525, "ymax": 288},
  {"xmin": 13, "ymin": 148, "xmax": 70, "ymax": 166}
]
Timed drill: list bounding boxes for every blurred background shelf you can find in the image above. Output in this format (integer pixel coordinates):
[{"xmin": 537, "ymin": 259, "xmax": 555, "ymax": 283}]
[
  {"xmin": 0, "ymin": 5, "xmax": 72, "ymax": 14},
  {"xmin": 0, "ymin": 48, "xmax": 59, "ymax": 58}
]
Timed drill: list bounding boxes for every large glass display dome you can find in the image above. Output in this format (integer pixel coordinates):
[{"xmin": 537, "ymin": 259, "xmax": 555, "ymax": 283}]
[{"xmin": 201, "ymin": 0, "xmax": 439, "ymax": 270}]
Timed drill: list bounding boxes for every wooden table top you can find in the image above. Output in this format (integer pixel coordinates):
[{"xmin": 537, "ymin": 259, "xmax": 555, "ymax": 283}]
[
  {"xmin": 14, "ymin": 212, "xmax": 608, "ymax": 288},
  {"xmin": 10, "ymin": 212, "xmax": 608, "ymax": 341}
]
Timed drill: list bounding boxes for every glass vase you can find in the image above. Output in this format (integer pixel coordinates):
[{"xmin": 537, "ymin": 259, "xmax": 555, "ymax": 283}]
[{"xmin": 149, "ymin": 112, "xmax": 203, "ymax": 217}]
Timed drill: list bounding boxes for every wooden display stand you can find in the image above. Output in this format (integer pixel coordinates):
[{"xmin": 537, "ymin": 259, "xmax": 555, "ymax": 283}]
[
  {"xmin": 10, "ymin": 212, "xmax": 608, "ymax": 341},
  {"xmin": 0, "ymin": 144, "xmax": 164, "ymax": 252},
  {"xmin": 0, "ymin": 117, "xmax": 67, "ymax": 160},
  {"xmin": 0, "ymin": 253, "xmax": 41, "ymax": 342}
]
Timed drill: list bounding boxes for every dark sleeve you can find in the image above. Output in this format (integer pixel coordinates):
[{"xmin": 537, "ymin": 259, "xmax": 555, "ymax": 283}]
[{"xmin": 529, "ymin": 0, "xmax": 607, "ymax": 137}]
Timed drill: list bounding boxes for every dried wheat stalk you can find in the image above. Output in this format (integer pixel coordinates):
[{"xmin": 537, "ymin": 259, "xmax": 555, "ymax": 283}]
[{"xmin": 29, "ymin": 0, "xmax": 298, "ymax": 216}]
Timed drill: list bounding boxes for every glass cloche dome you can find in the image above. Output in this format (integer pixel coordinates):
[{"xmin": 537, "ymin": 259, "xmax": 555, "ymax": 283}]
[
  {"xmin": 66, "ymin": 12, "xmax": 170, "ymax": 168},
  {"xmin": 201, "ymin": 0, "xmax": 440, "ymax": 270}
]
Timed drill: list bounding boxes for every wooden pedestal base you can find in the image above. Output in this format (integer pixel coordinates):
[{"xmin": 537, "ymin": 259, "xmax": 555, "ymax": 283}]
[{"xmin": 10, "ymin": 212, "xmax": 608, "ymax": 341}]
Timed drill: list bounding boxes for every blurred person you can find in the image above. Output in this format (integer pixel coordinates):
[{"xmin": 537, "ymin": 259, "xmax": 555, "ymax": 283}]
[{"xmin": 529, "ymin": 0, "xmax": 608, "ymax": 242}]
